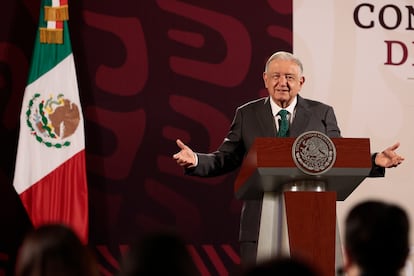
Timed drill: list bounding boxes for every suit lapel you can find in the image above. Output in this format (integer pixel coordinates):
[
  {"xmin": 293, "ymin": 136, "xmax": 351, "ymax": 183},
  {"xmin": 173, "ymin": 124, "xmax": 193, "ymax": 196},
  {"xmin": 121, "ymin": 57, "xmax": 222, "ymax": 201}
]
[
  {"xmin": 256, "ymin": 97, "xmax": 277, "ymax": 137},
  {"xmin": 290, "ymin": 95, "xmax": 311, "ymax": 137}
]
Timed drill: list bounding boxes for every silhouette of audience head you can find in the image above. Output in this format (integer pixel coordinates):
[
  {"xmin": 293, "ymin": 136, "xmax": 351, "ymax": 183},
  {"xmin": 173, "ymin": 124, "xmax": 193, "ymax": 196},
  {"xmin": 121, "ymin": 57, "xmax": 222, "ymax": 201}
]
[
  {"xmin": 240, "ymin": 256, "xmax": 318, "ymax": 276},
  {"xmin": 15, "ymin": 223, "xmax": 99, "ymax": 276},
  {"xmin": 118, "ymin": 230, "xmax": 199, "ymax": 276},
  {"xmin": 343, "ymin": 200, "xmax": 410, "ymax": 276}
]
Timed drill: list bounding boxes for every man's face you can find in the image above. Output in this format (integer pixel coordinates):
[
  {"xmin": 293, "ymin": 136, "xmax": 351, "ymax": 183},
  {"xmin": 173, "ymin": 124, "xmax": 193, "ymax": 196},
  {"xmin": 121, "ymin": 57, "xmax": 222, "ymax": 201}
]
[{"xmin": 263, "ymin": 59, "xmax": 305, "ymax": 108}]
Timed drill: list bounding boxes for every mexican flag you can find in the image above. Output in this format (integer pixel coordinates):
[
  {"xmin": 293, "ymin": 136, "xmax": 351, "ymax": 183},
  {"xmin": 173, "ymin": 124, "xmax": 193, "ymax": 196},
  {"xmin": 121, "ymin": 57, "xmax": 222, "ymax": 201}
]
[{"xmin": 13, "ymin": 0, "xmax": 88, "ymax": 243}]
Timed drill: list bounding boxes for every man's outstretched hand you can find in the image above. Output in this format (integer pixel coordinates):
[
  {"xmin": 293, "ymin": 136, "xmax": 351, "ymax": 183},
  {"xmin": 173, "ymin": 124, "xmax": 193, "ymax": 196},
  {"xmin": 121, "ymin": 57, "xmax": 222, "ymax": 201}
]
[
  {"xmin": 173, "ymin": 139, "xmax": 196, "ymax": 168},
  {"xmin": 375, "ymin": 142, "xmax": 405, "ymax": 168}
]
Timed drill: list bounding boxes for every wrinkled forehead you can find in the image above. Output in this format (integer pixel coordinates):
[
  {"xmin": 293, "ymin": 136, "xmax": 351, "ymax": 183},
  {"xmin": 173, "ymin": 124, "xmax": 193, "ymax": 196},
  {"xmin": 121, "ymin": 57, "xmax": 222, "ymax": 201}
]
[
  {"xmin": 266, "ymin": 59, "xmax": 302, "ymax": 76},
  {"xmin": 265, "ymin": 55, "xmax": 303, "ymax": 75}
]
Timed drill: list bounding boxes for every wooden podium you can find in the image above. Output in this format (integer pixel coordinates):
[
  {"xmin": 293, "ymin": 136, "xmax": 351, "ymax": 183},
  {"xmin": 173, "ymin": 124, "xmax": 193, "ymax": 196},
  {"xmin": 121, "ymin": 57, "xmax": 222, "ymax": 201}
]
[{"xmin": 234, "ymin": 136, "xmax": 372, "ymax": 276}]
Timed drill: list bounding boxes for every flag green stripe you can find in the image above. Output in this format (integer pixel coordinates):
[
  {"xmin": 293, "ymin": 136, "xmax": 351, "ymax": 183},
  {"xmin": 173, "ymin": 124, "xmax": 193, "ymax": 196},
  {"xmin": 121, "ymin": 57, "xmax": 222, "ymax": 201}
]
[{"xmin": 27, "ymin": 0, "xmax": 72, "ymax": 84}]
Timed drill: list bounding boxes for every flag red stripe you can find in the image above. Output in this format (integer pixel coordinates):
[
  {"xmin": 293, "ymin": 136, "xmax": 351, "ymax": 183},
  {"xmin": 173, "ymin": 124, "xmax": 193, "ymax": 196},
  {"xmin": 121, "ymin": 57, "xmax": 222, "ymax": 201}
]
[{"xmin": 19, "ymin": 150, "xmax": 88, "ymax": 243}]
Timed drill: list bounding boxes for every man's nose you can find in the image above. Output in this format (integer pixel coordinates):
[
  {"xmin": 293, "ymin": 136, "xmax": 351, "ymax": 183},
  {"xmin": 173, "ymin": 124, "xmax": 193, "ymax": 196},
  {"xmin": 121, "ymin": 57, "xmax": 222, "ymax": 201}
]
[{"xmin": 278, "ymin": 75, "xmax": 288, "ymax": 85}]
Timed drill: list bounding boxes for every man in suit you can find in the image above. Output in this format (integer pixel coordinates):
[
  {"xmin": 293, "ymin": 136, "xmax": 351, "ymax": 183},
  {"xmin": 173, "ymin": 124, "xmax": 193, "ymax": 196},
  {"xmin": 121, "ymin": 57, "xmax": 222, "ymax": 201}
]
[{"xmin": 173, "ymin": 51, "xmax": 404, "ymax": 266}]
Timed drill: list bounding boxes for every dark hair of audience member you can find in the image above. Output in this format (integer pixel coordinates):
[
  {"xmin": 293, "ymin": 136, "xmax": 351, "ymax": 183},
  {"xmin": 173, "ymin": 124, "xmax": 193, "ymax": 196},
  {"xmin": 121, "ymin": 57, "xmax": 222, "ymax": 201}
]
[
  {"xmin": 118, "ymin": 230, "xmax": 200, "ymax": 276},
  {"xmin": 239, "ymin": 256, "xmax": 319, "ymax": 276},
  {"xmin": 15, "ymin": 223, "xmax": 99, "ymax": 276},
  {"xmin": 344, "ymin": 200, "xmax": 410, "ymax": 276}
]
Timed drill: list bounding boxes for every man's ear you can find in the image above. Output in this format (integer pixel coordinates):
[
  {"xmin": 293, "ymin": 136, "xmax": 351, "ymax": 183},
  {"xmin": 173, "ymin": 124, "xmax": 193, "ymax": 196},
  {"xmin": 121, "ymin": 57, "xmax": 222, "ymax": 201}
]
[{"xmin": 263, "ymin": 72, "xmax": 268, "ymax": 88}]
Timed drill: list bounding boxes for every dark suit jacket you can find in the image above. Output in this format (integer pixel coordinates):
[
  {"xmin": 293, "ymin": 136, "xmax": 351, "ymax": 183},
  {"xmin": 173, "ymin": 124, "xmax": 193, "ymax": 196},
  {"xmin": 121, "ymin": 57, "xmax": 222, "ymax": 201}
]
[{"xmin": 186, "ymin": 95, "xmax": 384, "ymax": 242}]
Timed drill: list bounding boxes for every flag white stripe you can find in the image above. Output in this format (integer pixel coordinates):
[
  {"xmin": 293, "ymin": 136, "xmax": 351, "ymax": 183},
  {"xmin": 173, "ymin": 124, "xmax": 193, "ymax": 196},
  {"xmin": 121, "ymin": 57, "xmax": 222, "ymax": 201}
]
[{"xmin": 13, "ymin": 54, "xmax": 85, "ymax": 194}]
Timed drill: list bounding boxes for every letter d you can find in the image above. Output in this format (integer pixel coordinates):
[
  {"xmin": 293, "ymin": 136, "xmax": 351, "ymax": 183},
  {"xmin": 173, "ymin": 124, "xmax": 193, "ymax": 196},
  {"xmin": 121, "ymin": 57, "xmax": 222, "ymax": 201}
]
[{"xmin": 384, "ymin": 40, "xmax": 408, "ymax": 65}]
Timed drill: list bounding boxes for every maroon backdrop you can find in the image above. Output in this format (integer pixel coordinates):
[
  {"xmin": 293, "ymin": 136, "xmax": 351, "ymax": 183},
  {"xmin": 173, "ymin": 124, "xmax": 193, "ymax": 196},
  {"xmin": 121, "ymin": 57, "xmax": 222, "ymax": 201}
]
[{"xmin": 0, "ymin": 0, "xmax": 292, "ymax": 275}]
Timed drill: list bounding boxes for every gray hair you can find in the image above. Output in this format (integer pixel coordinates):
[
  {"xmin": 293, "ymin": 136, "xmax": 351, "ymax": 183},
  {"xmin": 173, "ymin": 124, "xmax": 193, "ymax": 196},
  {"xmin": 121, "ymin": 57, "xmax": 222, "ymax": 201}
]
[{"xmin": 264, "ymin": 51, "xmax": 303, "ymax": 75}]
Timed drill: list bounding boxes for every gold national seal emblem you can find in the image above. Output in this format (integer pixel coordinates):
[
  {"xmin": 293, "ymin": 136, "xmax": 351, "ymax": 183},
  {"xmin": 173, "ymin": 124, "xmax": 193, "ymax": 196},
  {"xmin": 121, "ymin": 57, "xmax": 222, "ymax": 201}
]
[
  {"xmin": 26, "ymin": 93, "xmax": 80, "ymax": 148},
  {"xmin": 292, "ymin": 131, "xmax": 336, "ymax": 175}
]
